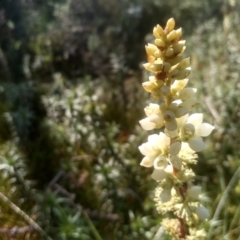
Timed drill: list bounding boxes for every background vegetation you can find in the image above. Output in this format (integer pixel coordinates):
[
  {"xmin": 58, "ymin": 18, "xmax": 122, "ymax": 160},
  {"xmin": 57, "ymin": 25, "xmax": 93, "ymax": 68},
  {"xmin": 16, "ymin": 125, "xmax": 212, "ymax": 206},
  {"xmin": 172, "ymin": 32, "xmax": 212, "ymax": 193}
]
[{"xmin": 0, "ymin": 0, "xmax": 240, "ymax": 239}]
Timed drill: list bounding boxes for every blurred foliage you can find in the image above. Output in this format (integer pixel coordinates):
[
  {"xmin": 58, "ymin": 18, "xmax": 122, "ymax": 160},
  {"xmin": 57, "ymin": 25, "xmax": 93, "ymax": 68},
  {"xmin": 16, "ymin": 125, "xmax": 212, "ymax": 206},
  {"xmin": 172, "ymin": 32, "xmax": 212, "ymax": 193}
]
[{"xmin": 0, "ymin": 0, "xmax": 240, "ymax": 239}]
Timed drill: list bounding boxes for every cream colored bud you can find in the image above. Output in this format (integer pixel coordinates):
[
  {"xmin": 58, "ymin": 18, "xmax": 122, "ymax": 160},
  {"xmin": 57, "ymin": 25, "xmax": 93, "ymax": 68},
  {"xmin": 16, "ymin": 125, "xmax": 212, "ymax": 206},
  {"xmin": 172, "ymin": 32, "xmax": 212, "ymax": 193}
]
[
  {"xmin": 172, "ymin": 40, "xmax": 186, "ymax": 55},
  {"xmin": 182, "ymin": 98, "xmax": 199, "ymax": 110},
  {"xmin": 187, "ymin": 186, "xmax": 202, "ymax": 200},
  {"xmin": 145, "ymin": 44, "xmax": 158, "ymax": 56},
  {"xmin": 160, "ymin": 86, "xmax": 170, "ymax": 96},
  {"xmin": 162, "ymin": 62, "xmax": 171, "ymax": 72},
  {"xmin": 175, "ymin": 28, "xmax": 182, "ymax": 40},
  {"xmin": 167, "ymin": 56, "xmax": 183, "ymax": 66},
  {"xmin": 154, "ymin": 50, "xmax": 163, "ymax": 58},
  {"xmin": 165, "ymin": 48, "xmax": 174, "ymax": 57},
  {"xmin": 142, "ymin": 81, "xmax": 155, "ymax": 93},
  {"xmin": 178, "ymin": 88, "xmax": 197, "ymax": 100},
  {"xmin": 143, "ymin": 63, "xmax": 151, "ymax": 71},
  {"xmin": 143, "ymin": 63, "xmax": 162, "ymax": 73},
  {"xmin": 153, "ymin": 24, "xmax": 164, "ymax": 38},
  {"xmin": 166, "ymin": 18, "xmax": 175, "ymax": 31},
  {"xmin": 171, "ymin": 79, "xmax": 189, "ymax": 94},
  {"xmin": 149, "ymin": 76, "xmax": 157, "ymax": 83},
  {"xmin": 178, "ymin": 57, "xmax": 190, "ymax": 70},
  {"xmin": 155, "ymin": 38, "xmax": 166, "ymax": 48},
  {"xmin": 169, "ymin": 68, "xmax": 179, "ymax": 78},
  {"xmin": 160, "ymin": 103, "xmax": 167, "ymax": 112},
  {"xmin": 175, "ymin": 67, "xmax": 191, "ymax": 79},
  {"xmin": 152, "ymin": 63, "xmax": 163, "ymax": 72},
  {"xmin": 167, "ymin": 30, "xmax": 177, "ymax": 42}
]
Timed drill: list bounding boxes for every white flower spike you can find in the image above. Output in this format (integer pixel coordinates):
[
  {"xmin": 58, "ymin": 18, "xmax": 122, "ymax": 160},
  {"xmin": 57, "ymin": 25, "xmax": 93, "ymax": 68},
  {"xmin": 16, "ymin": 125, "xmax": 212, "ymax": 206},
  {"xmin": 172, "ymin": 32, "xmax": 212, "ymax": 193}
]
[{"xmin": 138, "ymin": 18, "xmax": 214, "ymax": 239}]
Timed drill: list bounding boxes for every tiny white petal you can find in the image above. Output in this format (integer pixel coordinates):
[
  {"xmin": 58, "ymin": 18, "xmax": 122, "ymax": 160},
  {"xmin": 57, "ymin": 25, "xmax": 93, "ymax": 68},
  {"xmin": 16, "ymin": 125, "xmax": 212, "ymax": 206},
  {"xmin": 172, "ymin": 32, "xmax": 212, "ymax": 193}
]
[
  {"xmin": 165, "ymin": 129, "xmax": 178, "ymax": 138},
  {"xmin": 178, "ymin": 88, "xmax": 197, "ymax": 100},
  {"xmin": 139, "ymin": 118, "xmax": 156, "ymax": 130},
  {"xmin": 170, "ymin": 141, "xmax": 181, "ymax": 155},
  {"xmin": 160, "ymin": 189, "xmax": 171, "ymax": 202},
  {"xmin": 148, "ymin": 134, "xmax": 159, "ymax": 142},
  {"xmin": 188, "ymin": 137, "xmax": 206, "ymax": 152},
  {"xmin": 174, "ymin": 107, "xmax": 188, "ymax": 118},
  {"xmin": 145, "ymin": 103, "xmax": 160, "ymax": 116},
  {"xmin": 165, "ymin": 119, "xmax": 177, "ymax": 131},
  {"xmin": 171, "ymin": 79, "xmax": 189, "ymax": 93},
  {"xmin": 177, "ymin": 114, "xmax": 189, "ymax": 128},
  {"xmin": 138, "ymin": 143, "xmax": 156, "ymax": 157},
  {"xmin": 181, "ymin": 98, "xmax": 199, "ymax": 110},
  {"xmin": 196, "ymin": 205, "xmax": 210, "ymax": 220},
  {"xmin": 154, "ymin": 156, "xmax": 168, "ymax": 169},
  {"xmin": 187, "ymin": 113, "xmax": 203, "ymax": 128},
  {"xmin": 170, "ymin": 155, "xmax": 182, "ymax": 169},
  {"xmin": 140, "ymin": 156, "xmax": 154, "ymax": 168},
  {"xmin": 158, "ymin": 132, "xmax": 171, "ymax": 149},
  {"xmin": 151, "ymin": 169, "xmax": 167, "ymax": 181},
  {"xmin": 164, "ymin": 165, "xmax": 173, "ymax": 174},
  {"xmin": 187, "ymin": 186, "xmax": 202, "ymax": 200},
  {"xmin": 196, "ymin": 123, "xmax": 215, "ymax": 137}
]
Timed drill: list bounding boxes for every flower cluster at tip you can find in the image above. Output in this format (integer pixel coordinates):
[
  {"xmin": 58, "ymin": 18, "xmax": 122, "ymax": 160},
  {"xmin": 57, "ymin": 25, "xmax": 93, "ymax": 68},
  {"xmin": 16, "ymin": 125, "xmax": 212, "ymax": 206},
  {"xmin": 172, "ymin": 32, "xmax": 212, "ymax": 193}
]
[{"xmin": 139, "ymin": 18, "xmax": 214, "ymax": 239}]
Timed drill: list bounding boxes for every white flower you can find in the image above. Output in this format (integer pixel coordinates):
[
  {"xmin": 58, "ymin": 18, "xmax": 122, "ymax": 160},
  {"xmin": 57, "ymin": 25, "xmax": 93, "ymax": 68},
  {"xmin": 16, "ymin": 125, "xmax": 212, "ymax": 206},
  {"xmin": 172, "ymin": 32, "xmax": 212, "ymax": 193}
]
[
  {"xmin": 171, "ymin": 113, "xmax": 215, "ymax": 152},
  {"xmin": 139, "ymin": 103, "xmax": 164, "ymax": 130},
  {"xmin": 139, "ymin": 133, "xmax": 170, "ymax": 168},
  {"xmin": 151, "ymin": 165, "xmax": 173, "ymax": 181},
  {"xmin": 160, "ymin": 101, "xmax": 188, "ymax": 131},
  {"xmin": 171, "ymin": 79, "xmax": 199, "ymax": 111}
]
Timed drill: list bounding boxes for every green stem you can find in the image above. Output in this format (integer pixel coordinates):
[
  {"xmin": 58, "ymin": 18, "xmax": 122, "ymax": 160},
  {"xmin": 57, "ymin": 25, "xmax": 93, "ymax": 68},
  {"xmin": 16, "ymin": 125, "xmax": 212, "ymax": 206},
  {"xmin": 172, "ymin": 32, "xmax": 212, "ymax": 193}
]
[{"xmin": 83, "ymin": 211, "xmax": 103, "ymax": 240}]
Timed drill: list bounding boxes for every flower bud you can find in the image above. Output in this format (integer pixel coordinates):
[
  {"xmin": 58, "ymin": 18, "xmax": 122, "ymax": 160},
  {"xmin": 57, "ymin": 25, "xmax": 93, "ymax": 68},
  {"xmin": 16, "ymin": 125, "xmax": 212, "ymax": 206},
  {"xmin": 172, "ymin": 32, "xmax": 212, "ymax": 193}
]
[
  {"xmin": 154, "ymin": 50, "xmax": 163, "ymax": 58},
  {"xmin": 162, "ymin": 62, "xmax": 171, "ymax": 72},
  {"xmin": 178, "ymin": 57, "xmax": 191, "ymax": 70},
  {"xmin": 167, "ymin": 56, "xmax": 183, "ymax": 66},
  {"xmin": 178, "ymin": 88, "xmax": 197, "ymax": 100},
  {"xmin": 195, "ymin": 205, "xmax": 210, "ymax": 220},
  {"xmin": 165, "ymin": 48, "xmax": 174, "ymax": 57},
  {"xmin": 172, "ymin": 40, "xmax": 186, "ymax": 55},
  {"xmin": 160, "ymin": 86, "xmax": 170, "ymax": 96},
  {"xmin": 159, "ymin": 189, "xmax": 172, "ymax": 202},
  {"xmin": 145, "ymin": 44, "xmax": 158, "ymax": 56},
  {"xmin": 187, "ymin": 186, "xmax": 202, "ymax": 200},
  {"xmin": 142, "ymin": 81, "xmax": 155, "ymax": 93},
  {"xmin": 153, "ymin": 24, "xmax": 164, "ymax": 38},
  {"xmin": 167, "ymin": 30, "xmax": 177, "ymax": 42},
  {"xmin": 165, "ymin": 18, "xmax": 175, "ymax": 31},
  {"xmin": 175, "ymin": 28, "xmax": 182, "ymax": 40},
  {"xmin": 174, "ymin": 67, "xmax": 191, "ymax": 79},
  {"xmin": 155, "ymin": 38, "xmax": 166, "ymax": 48}
]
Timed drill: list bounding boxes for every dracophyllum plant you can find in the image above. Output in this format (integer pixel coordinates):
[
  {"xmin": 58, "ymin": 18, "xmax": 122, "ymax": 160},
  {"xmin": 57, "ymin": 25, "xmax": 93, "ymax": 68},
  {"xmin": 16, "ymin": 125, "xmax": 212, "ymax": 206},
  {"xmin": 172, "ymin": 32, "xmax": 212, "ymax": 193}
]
[{"xmin": 139, "ymin": 18, "xmax": 214, "ymax": 239}]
